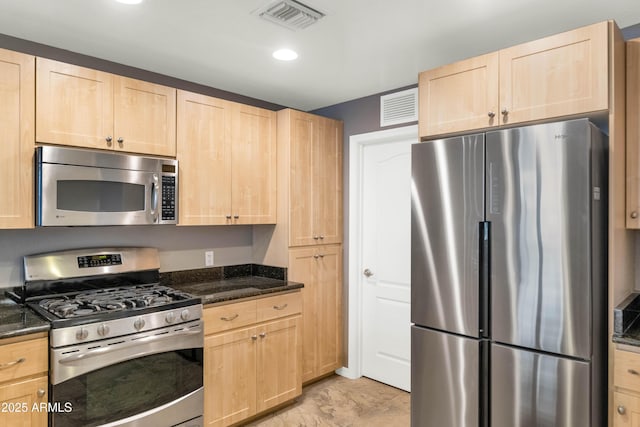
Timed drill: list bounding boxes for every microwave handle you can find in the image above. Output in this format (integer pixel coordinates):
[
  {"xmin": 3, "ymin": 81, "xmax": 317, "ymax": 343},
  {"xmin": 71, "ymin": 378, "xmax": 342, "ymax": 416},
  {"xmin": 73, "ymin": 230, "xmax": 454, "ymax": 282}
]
[{"xmin": 150, "ymin": 174, "xmax": 159, "ymax": 222}]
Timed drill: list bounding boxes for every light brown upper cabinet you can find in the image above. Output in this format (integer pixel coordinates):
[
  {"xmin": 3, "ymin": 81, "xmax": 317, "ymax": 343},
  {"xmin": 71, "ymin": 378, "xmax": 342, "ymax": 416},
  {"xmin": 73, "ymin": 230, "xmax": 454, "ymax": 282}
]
[
  {"xmin": 283, "ymin": 109, "xmax": 343, "ymax": 246},
  {"xmin": 627, "ymin": 38, "xmax": 640, "ymax": 228},
  {"xmin": 176, "ymin": 91, "xmax": 276, "ymax": 225},
  {"xmin": 36, "ymin": 58, "xmax": 176, "ymax": 156},
  {"xmin": 419, "ymin": 21, "xmax": 609, "ymax": 138},
  {"xmin": 0, "ymin": 49, "xmax": 34, "ymax": 229}
]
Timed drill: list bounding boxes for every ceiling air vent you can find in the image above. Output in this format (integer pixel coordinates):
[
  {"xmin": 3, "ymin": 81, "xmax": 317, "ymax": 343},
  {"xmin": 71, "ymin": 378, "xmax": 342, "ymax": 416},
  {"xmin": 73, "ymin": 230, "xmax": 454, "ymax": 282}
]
[
  {"xmin": 380, "ymin": 88, "xmax": 418, "ymax": 127},
  {"xmin": 256, "ymin": 0, "xmax": 325, "ymax": 31}
]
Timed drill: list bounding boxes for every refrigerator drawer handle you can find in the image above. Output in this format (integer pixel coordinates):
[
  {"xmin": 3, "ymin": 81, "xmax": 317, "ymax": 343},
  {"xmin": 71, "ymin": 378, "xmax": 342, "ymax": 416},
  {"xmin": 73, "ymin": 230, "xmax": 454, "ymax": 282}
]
[{"xmin": 628, "ymin": 368, "xmax": 640, "ymax": 376}]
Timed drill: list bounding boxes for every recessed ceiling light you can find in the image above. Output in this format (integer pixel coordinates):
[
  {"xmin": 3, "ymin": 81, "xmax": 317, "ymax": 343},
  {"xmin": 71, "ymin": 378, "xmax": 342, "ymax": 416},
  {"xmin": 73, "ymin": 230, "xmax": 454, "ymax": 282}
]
[
  {"xmin": 115, "ymin": 0, "xmax": 143, "ymax": 4},
  {"xmin": 273, "ymin": 48, "xmax": 298, "ymax": 61}
]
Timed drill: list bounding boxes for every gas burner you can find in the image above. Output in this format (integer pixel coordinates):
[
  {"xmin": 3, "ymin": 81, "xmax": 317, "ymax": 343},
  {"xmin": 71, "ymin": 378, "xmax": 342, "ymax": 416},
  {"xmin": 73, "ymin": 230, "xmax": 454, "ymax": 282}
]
[{"xmin": 38, "ymin": 284, "xmax": 194, "ymax": 319}]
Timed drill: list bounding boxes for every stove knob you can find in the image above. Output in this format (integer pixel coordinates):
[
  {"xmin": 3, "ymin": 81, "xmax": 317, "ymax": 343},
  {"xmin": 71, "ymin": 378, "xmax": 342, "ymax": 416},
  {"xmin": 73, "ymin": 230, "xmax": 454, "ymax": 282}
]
[
  {"xmin": 180, "ymin": 309, "xmax": 190, "ymax": 321},
  {"xmin": 134, "ymin": 318, "xmax": 145, "ymax": 331},
  {"xmin": 76, "ymin": 328, "xmax": 89, "ymax": 341},
  {"xmin": 165, "ymin": 312, "xmax": 176, "ymax": 324},
  {"xmin": 97, "ymin": 324, "xmax": 110, "ymax": 337}
]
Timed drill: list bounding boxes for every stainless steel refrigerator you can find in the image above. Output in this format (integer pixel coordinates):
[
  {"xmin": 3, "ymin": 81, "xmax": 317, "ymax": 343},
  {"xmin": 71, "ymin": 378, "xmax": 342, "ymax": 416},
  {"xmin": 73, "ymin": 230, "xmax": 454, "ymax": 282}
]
[{"xmin": 410, "ymin": 119, "xmax": 607, "ymax": 427}]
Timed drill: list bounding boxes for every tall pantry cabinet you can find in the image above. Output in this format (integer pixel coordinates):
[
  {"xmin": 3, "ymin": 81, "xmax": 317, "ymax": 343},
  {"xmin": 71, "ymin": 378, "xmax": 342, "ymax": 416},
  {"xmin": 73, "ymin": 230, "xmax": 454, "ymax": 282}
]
[{"xmin": 254, "ymin": 109, "xmax": 343, "ymax": 383}]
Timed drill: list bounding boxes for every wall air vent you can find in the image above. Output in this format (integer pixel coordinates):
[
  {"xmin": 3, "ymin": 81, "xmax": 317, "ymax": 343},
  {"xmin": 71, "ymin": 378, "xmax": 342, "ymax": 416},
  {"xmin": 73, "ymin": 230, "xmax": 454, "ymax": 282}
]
[
  {"xmin": 255, "ymin": 0, "xmax": 325, "ymax": 31},
  {"xmin": 380, "ymin": 88, "xmax": 418, "ymax": 127}
]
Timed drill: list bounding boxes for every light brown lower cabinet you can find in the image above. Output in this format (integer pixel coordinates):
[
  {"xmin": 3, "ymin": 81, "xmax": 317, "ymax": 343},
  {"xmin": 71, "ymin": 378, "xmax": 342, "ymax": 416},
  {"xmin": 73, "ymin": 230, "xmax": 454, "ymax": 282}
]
[
  {"xmin": 0, "ymin": 376, "xmax": 48, "ymax": 427},
  {"xmin": 288, "ymin": 245, "xmax": 342, "ymax": 383},
  {"xmin": 203, "ymin": 292, "xmax": 302, "ymax": 427},
  {"xmin": 0, "ymin": 334, "xmax": 48, "ymax": 427},
  {"xmin": 614, "ymin": 391, "xmax": 640, "ymax": 427}
]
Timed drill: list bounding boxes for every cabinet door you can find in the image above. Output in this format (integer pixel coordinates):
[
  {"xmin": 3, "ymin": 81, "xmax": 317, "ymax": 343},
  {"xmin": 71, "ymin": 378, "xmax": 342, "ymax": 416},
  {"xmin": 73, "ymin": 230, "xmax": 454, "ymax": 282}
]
[
  {"xmin": 113, "ymin": 76, "xmax": 176, "ymax": 156},
  {"xmin": 316, "ymin": 244, "xmax": 343, "ymax": 375},
  {"xmin": 0, "ymin": 375, "xmax": 48, "ymax": 427},
  {"xmin": 614, "ymin": 392, "xmax": 640, "ymax": 427},
  {"xmin": 289, "ymin": 245, "xmax": 342, "ymax": 383},
  {"xmin": 627, "ymin": 38, "xmax": 640, "ymax": 228},
  {"xmin": 256, "ymin": 316, "xmax": 302, "ymax": 412},
  {"xmin": 314, "ymin": 117, "xmax": 343, "ymax": 244},
  {"xmin": 204, "ymin": 327, "xmax": 256, "ymax": 427},
  {"xmin": 289, "ymin": 111, "xmax": 316, "ymax": 246},
  {"xmin": 230, "ymin": 104, "xmax": 276, "ymax": 225},
  {"xmin": 0, "ymin": 49, "xmax": 34, "ymax": 229},
  {"xmin": 499, "ymin": 21, "xmax": 608, "ymax": 125},
  {"xmin": 288, "ymin": 247, "xmax": 319, "ymax": 382},
  {"xmin": 177, "ymin": 91, "xmax": 232, "ymax": 225},
  {"xmin": 418, "ymin": 52, "xmax": 499, "ymax": 138},
  {"xmin": 36, "ymin": 58, "xmax": 114, "ymax": 149}
]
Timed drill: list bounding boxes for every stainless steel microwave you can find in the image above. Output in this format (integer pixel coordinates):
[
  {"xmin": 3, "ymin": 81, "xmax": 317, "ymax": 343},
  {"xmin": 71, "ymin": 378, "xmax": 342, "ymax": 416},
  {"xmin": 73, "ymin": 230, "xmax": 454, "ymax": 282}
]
[{"xmin": 36, "ymin": 146, "xmax": 178, "ymax": 226}]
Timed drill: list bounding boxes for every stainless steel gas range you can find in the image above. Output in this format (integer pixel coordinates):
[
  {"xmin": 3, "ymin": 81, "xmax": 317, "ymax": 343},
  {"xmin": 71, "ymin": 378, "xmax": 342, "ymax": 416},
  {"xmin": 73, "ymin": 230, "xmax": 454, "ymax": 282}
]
[{"xmin": 9, "ymin": 247, "xmax": 204, "ymax": 427}]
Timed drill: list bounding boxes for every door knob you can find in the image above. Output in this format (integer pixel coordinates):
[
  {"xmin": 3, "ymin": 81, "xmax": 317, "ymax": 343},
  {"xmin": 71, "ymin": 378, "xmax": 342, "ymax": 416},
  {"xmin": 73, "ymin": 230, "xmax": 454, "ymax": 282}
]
[{"xmin": 363, "ymin": 268, "xmax": 373, "ymax": 278}]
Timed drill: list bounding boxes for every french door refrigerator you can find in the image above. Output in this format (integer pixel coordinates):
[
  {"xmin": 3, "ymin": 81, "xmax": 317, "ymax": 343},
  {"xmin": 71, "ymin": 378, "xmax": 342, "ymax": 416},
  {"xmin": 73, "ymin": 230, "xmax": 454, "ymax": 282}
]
[{"xmin": 410, "ymin": 119, "xmax": 607, "ymax": 427}]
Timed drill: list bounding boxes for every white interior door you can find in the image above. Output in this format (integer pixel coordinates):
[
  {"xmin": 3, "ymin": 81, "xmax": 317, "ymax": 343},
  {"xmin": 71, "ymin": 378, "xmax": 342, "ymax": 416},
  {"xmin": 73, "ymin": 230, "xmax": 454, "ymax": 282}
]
[{"xmin": 360, "ymin": 135, "xmax": 412, "ymax": 391}]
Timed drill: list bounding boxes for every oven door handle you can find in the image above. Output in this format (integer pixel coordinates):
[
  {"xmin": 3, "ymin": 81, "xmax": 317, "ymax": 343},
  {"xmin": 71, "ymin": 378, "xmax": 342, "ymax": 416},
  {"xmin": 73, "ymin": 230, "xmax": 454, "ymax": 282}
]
[{"xmin": 58, "ymin": 328, "xmax": 202, "ymax": 365}]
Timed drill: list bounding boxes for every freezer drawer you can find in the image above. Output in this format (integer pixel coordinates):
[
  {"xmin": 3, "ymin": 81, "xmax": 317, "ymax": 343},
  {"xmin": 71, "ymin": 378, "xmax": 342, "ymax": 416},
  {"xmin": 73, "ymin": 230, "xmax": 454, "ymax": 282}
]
[
  {"xmin": 411, "ymin": 326, "xmax": 483, "ymax": 427},
  {"xmin": 491, "ymin": 343, "xmax": 591, "ymax": 427},
  {"xmin": 411, "ymin": 134, "xmax": 484, "ymax": 338},
  {"xmin": 486, "ymin": 119, "xmax": 603, "ymax": 359}
]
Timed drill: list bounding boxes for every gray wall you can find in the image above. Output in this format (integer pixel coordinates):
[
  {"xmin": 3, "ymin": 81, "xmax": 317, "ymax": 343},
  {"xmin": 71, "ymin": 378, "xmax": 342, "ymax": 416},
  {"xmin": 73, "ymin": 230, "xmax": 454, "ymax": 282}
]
[{"xmin": 0, "ymin": 226, "xmax": 253, "ymax": 288}]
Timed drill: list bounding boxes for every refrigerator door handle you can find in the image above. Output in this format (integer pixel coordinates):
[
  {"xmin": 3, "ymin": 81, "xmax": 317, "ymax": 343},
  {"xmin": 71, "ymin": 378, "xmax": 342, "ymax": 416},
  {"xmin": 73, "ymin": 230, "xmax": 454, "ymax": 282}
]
[{"xmin": 479, "ymin": 221, "xmax": 490, "ymax": 338}]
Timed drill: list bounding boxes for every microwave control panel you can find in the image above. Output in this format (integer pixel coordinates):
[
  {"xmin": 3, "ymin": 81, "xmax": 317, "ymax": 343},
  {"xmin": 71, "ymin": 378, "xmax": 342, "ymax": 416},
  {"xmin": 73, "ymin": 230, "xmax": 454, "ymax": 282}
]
[{"xmin": 161, "ymin": 176, "xmax": 176, "ymax": 221}]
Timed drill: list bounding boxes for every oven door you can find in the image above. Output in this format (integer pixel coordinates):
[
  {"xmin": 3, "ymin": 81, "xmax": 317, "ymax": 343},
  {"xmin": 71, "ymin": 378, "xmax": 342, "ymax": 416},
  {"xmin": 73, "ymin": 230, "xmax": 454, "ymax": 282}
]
[
  {"xmin": 37, "ymin": 162, "xmax": 160, "ymax": 226},
  {"xmin": 50, "ymin": 321, "xmax": 203, "ymax": 427}
]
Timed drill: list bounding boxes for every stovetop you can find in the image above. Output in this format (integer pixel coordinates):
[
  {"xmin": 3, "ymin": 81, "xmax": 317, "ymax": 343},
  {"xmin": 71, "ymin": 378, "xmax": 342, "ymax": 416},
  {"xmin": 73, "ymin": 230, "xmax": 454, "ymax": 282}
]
[
  {"xmin": 36, "ymin": 284, "xmax": 195, "ymax": 319},
  {"xmin": 26, "ymin": 283, "xmax": 201, "ymax": 329}
]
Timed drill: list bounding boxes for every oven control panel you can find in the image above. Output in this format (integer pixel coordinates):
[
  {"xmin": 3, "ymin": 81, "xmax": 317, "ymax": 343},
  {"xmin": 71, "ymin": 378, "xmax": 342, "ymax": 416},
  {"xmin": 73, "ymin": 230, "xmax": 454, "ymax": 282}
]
[
  {"xmin": 77, "ymin": 254, "xmax": 122, "ymax": 269},
  {"xmin": 161, "ymin": 175, "xmax": 176, "ymax": 221}
]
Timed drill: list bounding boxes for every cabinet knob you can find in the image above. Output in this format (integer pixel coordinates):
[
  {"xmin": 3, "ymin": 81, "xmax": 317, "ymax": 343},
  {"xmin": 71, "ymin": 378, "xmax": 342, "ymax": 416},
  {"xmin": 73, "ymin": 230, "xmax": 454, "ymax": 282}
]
[
  {"xmin": 488, "ymin": 111, "xmax": 496, "ymax": 118},
  {"xmin": 313, "ymin": 235, "xmax": 319, "ymax": 240},
  {"xmin": 106, "ymin": 136, "xmax": 113, "ymax": 145},
  {"xmin": 117, "ymin": 137, "xmax": 124, "ymax": 144},
  {"xmin": 501, "ymin": 109, "xmax": 509, "ymax": 116},
  {"xmin": 226, "ymin": 215, "xmax": 232, "ymax": 219},
  {"xmin": 618, "ymin": 405, "xmax": 626, "ymax": 415},
  {"xmin": 313, "ymin": 254, "xmax": 320, "ymax": 259},
  {"xmin": 259, "ymin": 332, "xmax": 266, "ymax": 338},
  {"xmin": 251, "ymin": 335, "xmax": 257, "ymax": 341},
  {"xmin": 37, "ymin": 388, "xmax": 46, "ymax": 398},
  {"xmin": 631, "ymin": 211, "xmax": 638, "ymax": 219},
  {"xmin": 233, "ymin": 215, "xmax": 239, "ymax": 219},
  {"xmin": 319, "ymin": 235, "xmax": 325, "ymax": 240}
]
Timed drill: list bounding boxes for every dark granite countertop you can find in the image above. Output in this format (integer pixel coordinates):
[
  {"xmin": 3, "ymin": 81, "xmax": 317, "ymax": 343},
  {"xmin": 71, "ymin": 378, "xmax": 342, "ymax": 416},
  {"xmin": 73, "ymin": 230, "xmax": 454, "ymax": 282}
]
[
  {"xmin": 162, "ymin": 264, "xmax": 303, "ymax": 305},
  {"xmin": 613, "ymin": 292, "xmax": 640, "ymax": 346},
  {"xmin": 0, "ymin": 297, "xmax": 50, "ymax": 339}
]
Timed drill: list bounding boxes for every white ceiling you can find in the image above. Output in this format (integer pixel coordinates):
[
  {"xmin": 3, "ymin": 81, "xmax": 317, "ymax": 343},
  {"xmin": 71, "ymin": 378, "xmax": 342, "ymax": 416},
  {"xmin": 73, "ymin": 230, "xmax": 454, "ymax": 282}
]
[{"xmin": 0, "ymin": 0, "xmax": 639, "ymax": 111}]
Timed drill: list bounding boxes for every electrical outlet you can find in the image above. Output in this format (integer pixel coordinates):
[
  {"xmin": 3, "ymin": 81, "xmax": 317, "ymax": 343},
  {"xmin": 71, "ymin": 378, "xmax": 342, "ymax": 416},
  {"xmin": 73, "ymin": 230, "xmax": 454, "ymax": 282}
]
[{"xmin": 205, "ymin": 250, "xmax": 214, "ymax": 267}]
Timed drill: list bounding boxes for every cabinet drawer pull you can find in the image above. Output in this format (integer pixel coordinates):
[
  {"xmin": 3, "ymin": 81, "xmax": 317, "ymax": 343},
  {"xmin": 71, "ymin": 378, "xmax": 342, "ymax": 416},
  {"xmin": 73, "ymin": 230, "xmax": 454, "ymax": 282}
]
[
  {"xmin": 220, "ymin": 314, "xmax": 239, "ymax": 321},
  {"xmin": 0, "ymin": 357, "xmax": 25, "ymax": 369},
  {"xmin": 618, "ymin": 405, "xmax": 626, "ymax": 415},
  {"xmin": 628, "ymin": 369, "xmax": 640, "ymax": 376},
  {"xmin": 273, "ymin": 303, "xmax": 288, "ymax": 311}
]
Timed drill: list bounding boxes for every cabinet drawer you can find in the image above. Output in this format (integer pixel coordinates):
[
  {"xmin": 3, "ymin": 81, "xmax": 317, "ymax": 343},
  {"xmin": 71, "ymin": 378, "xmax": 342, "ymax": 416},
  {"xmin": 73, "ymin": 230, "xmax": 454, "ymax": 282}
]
[
  {"xmin": 0, "ymin": 338, "xmax": 47, "ymax": 384},
  {"xmin": 204, "ymin": 300, "xmax": 257, "ymax": 335},
  {"xmin": 256, "ymin": 292, "xmax": 302, "ymax": 323},
  {"xmin": 615, "ymin": 349, "xmax": 640, "ymax": 393}
]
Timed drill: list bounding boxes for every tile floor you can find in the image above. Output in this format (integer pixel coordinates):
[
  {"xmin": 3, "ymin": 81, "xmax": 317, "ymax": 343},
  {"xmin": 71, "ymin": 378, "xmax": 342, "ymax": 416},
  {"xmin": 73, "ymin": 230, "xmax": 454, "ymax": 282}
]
[{"xmin": 246, "ymin": 375, "xmax": 410, "ymax": 426}]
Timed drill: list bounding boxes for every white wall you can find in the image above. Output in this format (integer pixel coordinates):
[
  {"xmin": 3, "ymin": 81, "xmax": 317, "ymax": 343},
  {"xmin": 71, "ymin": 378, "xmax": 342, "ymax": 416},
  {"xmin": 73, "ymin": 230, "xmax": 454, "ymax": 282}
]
[{"xmin": 0, "ymin": 226, "xmax": 253, "ymax": 288}]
